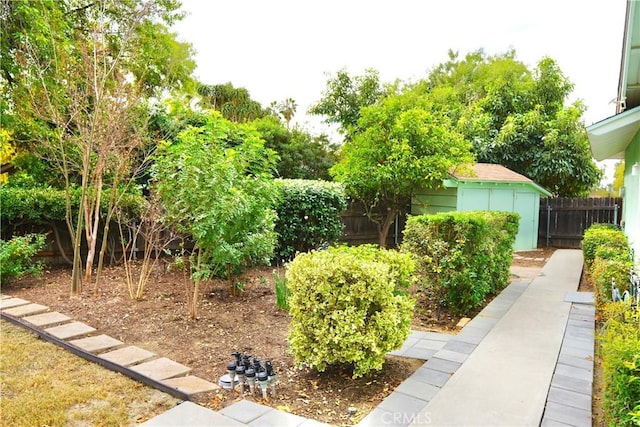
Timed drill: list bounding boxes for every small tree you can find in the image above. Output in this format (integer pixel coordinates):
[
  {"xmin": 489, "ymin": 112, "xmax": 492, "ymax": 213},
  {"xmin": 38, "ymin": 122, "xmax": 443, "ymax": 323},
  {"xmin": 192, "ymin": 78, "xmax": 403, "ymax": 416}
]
[
  {"xmin": 331, "ymin": 94, "xmax": 474, "ymax": 246},
  {"xmin": 154, "ymin": 112, "xmax": 279, "ymax": 318}
]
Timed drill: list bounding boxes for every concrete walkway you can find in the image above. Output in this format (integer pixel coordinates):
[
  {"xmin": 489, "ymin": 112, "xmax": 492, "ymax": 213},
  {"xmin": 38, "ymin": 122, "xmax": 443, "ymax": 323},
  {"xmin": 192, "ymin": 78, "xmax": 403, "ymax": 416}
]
[
  {"xmin": 1, "ymin": 249, "xmax": 593, "ymax": 427},
  {"xmin": 408, "ymin": 249, "xmax": 590, "ymax": 427}
]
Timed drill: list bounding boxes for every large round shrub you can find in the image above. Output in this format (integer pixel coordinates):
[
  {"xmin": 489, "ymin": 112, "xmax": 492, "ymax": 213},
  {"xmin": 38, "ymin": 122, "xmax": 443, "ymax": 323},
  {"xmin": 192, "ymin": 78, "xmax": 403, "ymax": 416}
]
[{"xmin": 286, "ymin": 245, "xmax": 414, "ymax": 378}]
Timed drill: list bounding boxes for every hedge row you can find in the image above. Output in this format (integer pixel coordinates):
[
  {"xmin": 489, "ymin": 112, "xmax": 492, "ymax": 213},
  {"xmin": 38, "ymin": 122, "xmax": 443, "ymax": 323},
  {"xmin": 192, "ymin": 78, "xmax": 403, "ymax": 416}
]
[
  {"xmin": 1, "ymin": 180, "xmax": 348, "ymax": 265},
  {"xmin": 402, "ymin": 211, "xmax": 519, "ymax": 315},
  {"xmin": 582, "ymin": 223, "xmax": 640, "ymax": 426}
]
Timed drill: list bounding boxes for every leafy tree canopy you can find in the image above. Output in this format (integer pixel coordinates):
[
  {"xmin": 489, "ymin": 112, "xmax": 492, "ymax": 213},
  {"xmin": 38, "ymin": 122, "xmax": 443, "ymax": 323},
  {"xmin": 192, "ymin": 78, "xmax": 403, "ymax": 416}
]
[
  {"xmin": 331, "ymin": 90, "xmax": 474, "ymax": 246},
  {"xmin": 309, "ymin": 68, "xmax": 389, "ymax": 136},
  {"xmin": 420, "ymin": 49, "xmax": 601, "ymax": 196}
]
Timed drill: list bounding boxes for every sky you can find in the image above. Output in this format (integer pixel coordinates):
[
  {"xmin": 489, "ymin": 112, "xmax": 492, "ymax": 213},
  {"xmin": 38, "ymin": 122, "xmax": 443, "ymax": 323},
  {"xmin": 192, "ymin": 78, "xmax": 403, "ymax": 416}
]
[{"xmin": 172, "ymin": 0, "xmax": 629, "ymax": 178}]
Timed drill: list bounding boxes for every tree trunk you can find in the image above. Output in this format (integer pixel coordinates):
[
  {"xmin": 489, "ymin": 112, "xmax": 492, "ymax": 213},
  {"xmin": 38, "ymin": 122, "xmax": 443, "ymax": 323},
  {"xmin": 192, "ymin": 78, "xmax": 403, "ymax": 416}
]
[{"xmin": 378, "ymin": 207, "xmax": 398, "ymax": 248}]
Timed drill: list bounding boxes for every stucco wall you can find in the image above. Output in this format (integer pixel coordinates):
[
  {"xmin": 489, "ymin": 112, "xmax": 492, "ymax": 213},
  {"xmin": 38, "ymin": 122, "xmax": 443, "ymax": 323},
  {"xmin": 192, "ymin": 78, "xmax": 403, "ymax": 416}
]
[{"xmin": 624, "ymin": 130, "xmax": 640, "ymax": 263}]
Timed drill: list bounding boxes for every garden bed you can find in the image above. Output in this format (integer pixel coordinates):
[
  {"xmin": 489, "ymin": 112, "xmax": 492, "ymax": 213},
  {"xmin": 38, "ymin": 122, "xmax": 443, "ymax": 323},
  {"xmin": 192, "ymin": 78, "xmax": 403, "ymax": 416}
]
[{"xmin": 2, "ymin": 248, "xmax": 553, "ymax": 425}]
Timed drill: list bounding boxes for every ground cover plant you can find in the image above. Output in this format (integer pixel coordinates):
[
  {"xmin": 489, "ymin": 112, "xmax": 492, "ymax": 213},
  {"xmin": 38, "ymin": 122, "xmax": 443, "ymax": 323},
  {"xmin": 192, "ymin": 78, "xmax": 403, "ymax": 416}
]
[{"xmin": 2, "ymin": 250, "xmax": 552, "ymax": 425}]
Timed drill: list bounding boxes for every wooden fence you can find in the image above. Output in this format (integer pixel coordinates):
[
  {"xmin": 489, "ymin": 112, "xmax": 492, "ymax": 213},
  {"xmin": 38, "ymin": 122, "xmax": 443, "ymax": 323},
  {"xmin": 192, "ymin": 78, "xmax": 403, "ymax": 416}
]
[
  {"xmin": 339, "ymin": 201, "xmax": 408, "ymax": 248},
  {"xmin": 538, "ymin": 197, "xmax": 623, "ymax": 249}
]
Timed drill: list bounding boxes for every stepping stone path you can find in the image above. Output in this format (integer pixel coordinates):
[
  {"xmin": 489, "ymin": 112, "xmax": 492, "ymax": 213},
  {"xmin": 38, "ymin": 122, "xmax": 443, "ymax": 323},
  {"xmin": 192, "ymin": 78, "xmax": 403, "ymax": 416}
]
[{"xmin": 0, "ymin": 294, "xmax": 219, "ymax": 398}]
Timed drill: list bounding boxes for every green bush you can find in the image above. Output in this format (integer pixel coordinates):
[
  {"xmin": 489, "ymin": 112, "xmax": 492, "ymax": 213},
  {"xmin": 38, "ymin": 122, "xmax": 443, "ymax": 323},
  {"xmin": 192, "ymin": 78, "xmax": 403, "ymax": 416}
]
[
  {"xmin": 591, "ymin": 258, "xmax": 634, "ymax": 306},
  {"xmin": 402, "ymin": 211, "xmax": 518, "ymax": 315},
  {"xmin": 599, "ymin": 303, "xmax": 640, "ymax": 427},
  {"xmin": 273, "ymin": 179, "xmax": 347, "ymax": 262},
  {"xmin": 0, "ymin": 186, "xmax": 145, "ymax": 224},
  {"xmin": 583, "ymin": 225, "xmax": 630, "ymax": 271},
  {"xmin": 286, "ymin": 245, "xmax": 415, "ymax": 378},
  {"xmin": 0, "ymin": 234, "xmax": 46, "ymax": 285}
]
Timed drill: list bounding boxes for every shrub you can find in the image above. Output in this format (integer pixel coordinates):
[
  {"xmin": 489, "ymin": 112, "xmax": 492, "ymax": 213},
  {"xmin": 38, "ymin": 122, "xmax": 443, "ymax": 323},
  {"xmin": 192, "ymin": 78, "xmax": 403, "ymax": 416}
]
[
  {"xmin": 591, "ymin": 258, "xmax": 634, "ymax": 306},
  {"xmin": 286, "ymin": 245, "xmax": 415, "ymax": 378},
  {"xmin": 402, "ymin": 211, "xmax": 518, "ymax": 315},
  {"xmin": 0, "ymin": 186, "xmax": 145, "ymax": 225},
  {"xmin": 0, "ymin": 234, "xmax": 46, "ymax": 285},
  {"xmin": 273, "ymin": 179, "xmax": 347, "ymax": 262},
  {"xmin": 599, "ymin": 302, "xmax": 640, "ymax": 427},
  {"xmin": 583, "ymin": 225, "xmax": 630, "ymax": 272}
]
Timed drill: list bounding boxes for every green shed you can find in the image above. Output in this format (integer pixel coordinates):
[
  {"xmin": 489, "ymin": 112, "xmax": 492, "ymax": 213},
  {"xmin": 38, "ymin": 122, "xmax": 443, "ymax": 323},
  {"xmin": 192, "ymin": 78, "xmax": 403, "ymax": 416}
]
[{"xmin": 412, "ymin": 163, "xmax": 552, "ymax": 251}]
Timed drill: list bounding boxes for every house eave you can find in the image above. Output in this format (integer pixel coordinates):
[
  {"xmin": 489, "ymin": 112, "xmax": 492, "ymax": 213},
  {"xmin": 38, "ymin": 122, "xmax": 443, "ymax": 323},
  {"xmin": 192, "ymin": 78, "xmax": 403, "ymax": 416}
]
[{"xmin": 586, "ymin": 106, "xmax": 640, "ymax": 161}]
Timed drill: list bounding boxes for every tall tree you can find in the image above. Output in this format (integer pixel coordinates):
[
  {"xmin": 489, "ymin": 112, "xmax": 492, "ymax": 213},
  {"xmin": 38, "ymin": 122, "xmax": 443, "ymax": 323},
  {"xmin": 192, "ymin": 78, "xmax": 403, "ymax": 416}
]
[
  {"xmin": 331, "ymin": 92, "xmax": 474, "ymax": 246},
  {"xmin": 250, "ymin": 116, "xmax": 338, "ymax": 180},
  {"xmin": 197, "ymin": 82, "xmax": 267, "ymax": 122},
  {"xmin": 309, "ymin": 68, "xmax": 388, "ymax": 136},
  {"xmin": 1, "ymin": 0, "xmax": 195, "ymax": 293},
  {"xmin": 422, "ymin": 50, "xmax": 601, "ymax": 196}
]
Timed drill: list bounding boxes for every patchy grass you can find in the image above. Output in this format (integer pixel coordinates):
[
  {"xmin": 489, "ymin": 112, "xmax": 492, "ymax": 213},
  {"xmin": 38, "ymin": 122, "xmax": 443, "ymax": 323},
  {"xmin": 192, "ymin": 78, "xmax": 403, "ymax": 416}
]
[{"xmin": 0, "ymin": 320, "xmax": 179, "ymax": 426}]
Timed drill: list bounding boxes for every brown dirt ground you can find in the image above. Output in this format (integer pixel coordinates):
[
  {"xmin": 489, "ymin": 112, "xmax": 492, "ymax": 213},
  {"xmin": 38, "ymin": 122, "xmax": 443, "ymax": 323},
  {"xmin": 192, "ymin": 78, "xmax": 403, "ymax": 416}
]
[{"xmin": 2, "ymin": 248, "xmax": 555, "ymax": 426}]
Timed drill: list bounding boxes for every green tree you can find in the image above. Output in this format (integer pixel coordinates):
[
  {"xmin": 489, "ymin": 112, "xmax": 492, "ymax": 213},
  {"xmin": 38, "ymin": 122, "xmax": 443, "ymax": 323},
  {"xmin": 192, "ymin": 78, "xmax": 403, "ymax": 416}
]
[
  {"xmin": 154, "ymin": 112, "xmax": 279, "ymax": 319},
  {"xmin": 422, "ymin": 50, "xmax": 601, "ymax": 196},
  {"xmin": 309, "ymin": 68, "xmax": 388, "ymax": 136},
  {"xmin": 250, "ymin": 116, "xmax": 337, "ymax": 180},
  {"xmin": 331, "ymin": 92, "xmax": 474, "ymax": 247},
  {"xmin": 197, "ymin": 82, "xmax": 267, "ymax": 122},
  {"xmin": 0, "ymin": 0, "xmax": 195, "ymax": 293}
]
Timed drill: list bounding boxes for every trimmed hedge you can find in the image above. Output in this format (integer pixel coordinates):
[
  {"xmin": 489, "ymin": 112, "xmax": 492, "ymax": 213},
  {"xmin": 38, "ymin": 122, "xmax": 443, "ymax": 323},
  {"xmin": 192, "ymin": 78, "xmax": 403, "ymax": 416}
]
[
  {"xmin": 599, "ymin": 303, "xmax": 640, "ymax": 427},
  {"xmin": 273, "ymin": 179, "xmax": 346, "ymax": 262},
  {"xmin": 583, "ymin": 224, "xmax": 633, "ymax": 306},
  {"xmin": 402, "ymin": 211, "xmax": 519, "ymax": 315},
  {"xmin": 286, "ymin": 245, "xmax": 415, "ymax": 378},
  {"xmin": 0, "ymin": 186, "xmax": 145, "ymax": 224},
  {"xmin": 583, "ymin": 224, "xmax": 630, "ymax": 270}
]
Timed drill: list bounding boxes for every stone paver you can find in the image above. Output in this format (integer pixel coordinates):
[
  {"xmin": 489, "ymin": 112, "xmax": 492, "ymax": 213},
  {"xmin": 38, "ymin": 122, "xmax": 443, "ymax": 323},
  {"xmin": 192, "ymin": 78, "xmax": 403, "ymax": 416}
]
[
  {"xmin": 0, "ymin": 297, "xmax": 30, "ymax": 309},
  {"xmin": 44, "ymin": 321, "xmax": 96, "ymax": 339},
  {"xmin": 99, "ymin": 345, "xmax": 156, "ymax": 366},
  {"xmin": 129, "ymin": 357, "xmax": 191, "ymax": 381},
  {"xmin": 69, "ymin": 334, "xmax": 124, "ymax": 353},
  {"xmin": 141, "ymin": 401, "xmax": 245, "ymax": 426},
  {"xmin": 249, "ymin": 408, "xmax": 308, "ymax": 426},
  {"xmin": 218, "ymin": 399, "xmax": 273, "ymax": 424},
  {"xmin": 2, "ymin": 303, "xmax": 48, "ymax": 317},
  {"xmin": 162, "ymin": 375, "xmax": 219, "ymax": 395},
  {"xmin": 22, "ymin": 311, "xmax": 71, "ymax": 327},
  {"xmin": 542, "ymin": 401, "xmax": 591, "ymax": 427}
]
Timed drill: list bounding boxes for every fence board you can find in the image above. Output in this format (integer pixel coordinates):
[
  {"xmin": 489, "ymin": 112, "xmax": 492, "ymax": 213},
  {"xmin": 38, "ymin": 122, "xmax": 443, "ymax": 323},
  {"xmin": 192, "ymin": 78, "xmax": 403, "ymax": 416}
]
[{"xmin": 538, "ymin": 197, "xmax": 622, "ymax": 248}]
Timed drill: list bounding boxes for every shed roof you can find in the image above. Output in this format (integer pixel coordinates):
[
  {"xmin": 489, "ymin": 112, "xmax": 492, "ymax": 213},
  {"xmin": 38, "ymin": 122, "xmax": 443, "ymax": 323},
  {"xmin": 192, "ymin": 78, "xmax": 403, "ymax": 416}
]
[
  {"xmin": 447, "ymin": 163, "xmax": 552, "ymax": 196},
  {"xmin": 450, "ymin": 163, "xmax": 532, "ymax": 182}
]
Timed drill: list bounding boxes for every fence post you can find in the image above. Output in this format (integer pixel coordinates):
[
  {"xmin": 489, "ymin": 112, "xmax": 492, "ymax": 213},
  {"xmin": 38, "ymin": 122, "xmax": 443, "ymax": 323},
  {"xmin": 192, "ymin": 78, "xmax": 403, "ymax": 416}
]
[
  {"xmin": 614, "ymin": 203, "xmax": 618, "ymax": 226},
  {"xmin": 546, "ymin": 204, "xmax": 552, "ymax": 247}
]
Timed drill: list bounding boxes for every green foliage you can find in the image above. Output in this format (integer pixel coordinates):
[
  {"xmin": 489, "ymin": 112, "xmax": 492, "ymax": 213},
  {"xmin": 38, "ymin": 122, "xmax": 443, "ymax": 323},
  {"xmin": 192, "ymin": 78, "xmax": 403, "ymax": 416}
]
[
  {"xmin": 197, "ymin": 82, "xmax": 268, "ymax": 123},
  {"xmin": 273, "ymin": 179, "xmax": 347, "ymax": 262},
  {"xmin": 599, "ymin": 303, "xmax": 640, "ymax": 427},
  {"xmin": 330, "ymin": 91, "xmax": 475, "ymax": 245},
  {"xmin": 273, "ymin": 269, "xmax": 290, "ymax": 311},
  {"xmin": 402, "ymin": 211, "xmax": 518, "ymax": 315},
  {"xmin": 250, "ymin": 116, "xmax": 338, "ymax": 180},
  {"xmin": 287, "ymin": 245, "xmax": 415, "ymax": 378},
  {"xmin": 421, "ymin": 50, "xmax": 601, "ymax": 196},
  {"xmin": 0, "ymin": 234, "xmax": 46, "ymax": 285},
  {"xmin": 309, "ymin": 68, "xmax": 387, "ymax": 135},
  {"xmin": 0, "ymin": 185, "xmax": 145, "ymax": 225},
  {"xmin": 154, "ymin": 112, "xmax": 279, "ymax": 282},
  {"xmin": 591, "ymin": 259, "xmax": 634, "ymax": 306},
  {"xmin": 583, "ymin": 225, "xmax": 630, "ymax": 271}
]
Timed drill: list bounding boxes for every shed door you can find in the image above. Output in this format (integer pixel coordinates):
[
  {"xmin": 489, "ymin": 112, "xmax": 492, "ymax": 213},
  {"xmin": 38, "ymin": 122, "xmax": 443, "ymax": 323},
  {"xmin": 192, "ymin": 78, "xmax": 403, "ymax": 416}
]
[{"xmin": 514, "ymin": 192, "xmax": 535, "ymax": 251}]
